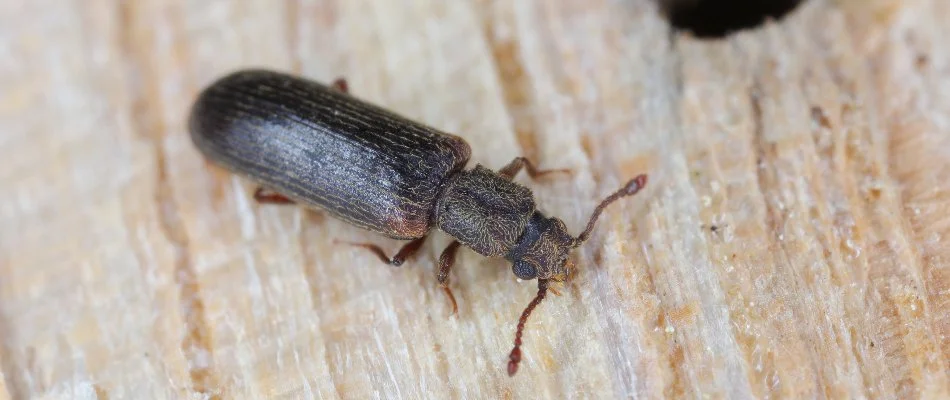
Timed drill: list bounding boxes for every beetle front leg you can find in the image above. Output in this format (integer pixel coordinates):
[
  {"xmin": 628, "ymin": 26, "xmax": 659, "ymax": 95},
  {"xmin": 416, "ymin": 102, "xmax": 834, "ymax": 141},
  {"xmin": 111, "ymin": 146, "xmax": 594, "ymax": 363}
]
[
  {"xmin": 437, "ymin": 241, "xmax": 462, "ymax": 315},
  {"xmin": 497, "ymin": 157, "xmax": 571, "ymax": 181},
  {"xmin": 253, "ymin": 187, "xmax": 295, "ymax": 204}
]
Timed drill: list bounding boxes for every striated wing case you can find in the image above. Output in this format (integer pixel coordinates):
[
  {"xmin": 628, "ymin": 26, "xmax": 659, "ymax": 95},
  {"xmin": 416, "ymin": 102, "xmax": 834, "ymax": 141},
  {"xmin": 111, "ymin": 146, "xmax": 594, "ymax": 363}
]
[{"xmin": 189, "ymin": 69, "xmax": 472, "ymax": 239}]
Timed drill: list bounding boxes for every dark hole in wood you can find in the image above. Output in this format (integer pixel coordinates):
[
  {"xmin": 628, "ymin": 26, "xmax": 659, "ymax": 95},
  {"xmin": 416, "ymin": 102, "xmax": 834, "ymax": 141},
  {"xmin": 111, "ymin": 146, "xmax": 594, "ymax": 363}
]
[{"xmin": 658, "ymin": 0, "xmax": 804, "ymax": 38}]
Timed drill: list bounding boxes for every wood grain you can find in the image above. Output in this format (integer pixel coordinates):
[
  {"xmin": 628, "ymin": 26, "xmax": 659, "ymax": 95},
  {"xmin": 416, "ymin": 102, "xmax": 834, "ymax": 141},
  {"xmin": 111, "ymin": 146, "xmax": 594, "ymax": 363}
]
[{"xmin": 1, "ymin": 0, "xmax": 948, "ymax": 398}]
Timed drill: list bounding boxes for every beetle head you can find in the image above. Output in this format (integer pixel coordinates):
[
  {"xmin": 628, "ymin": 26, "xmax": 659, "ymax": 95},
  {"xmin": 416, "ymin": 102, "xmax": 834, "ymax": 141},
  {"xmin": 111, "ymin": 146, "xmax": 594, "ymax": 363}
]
[
  {"xmin": 509, "ymin": 216, "xmax": 577, "ymax": 282},
  {"xmin": 506, "ymin": 174, "xmax": 649, "ymax": 283}
]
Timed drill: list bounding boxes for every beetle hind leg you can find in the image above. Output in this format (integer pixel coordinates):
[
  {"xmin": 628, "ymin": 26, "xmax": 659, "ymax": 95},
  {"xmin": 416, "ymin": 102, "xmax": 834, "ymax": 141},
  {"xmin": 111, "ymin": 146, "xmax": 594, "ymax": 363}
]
[
  {"xmin": 253, "ymin": 187, "xmax": 295, "ymax": 204},
  {"xmin": 340, "ymin": 236, "xmax": 427, "ymax": 267},
  {"xmin": 497, "ymin": 157, "xmax": 571, "ymax": 180}
]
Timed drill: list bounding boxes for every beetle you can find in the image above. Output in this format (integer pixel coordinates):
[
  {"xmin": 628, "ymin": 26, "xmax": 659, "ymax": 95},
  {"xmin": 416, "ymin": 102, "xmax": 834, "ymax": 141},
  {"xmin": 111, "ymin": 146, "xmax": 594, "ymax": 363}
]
[{"xmin": 187, "ymin": 69, "xmax": 648, "ymax": 376}]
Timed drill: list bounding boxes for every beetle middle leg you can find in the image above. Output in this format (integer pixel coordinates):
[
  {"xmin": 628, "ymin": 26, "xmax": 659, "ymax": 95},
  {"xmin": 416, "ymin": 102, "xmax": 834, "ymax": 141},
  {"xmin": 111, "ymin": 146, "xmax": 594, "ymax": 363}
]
[
  {"xmin": 437, "ymin": 241, "xmax": 462, "ymax": 315},
  {"xmin": 253, "ymin": 187, "xmax": 295, "ymax": 204},
  {"xmin": 498, "ymin": 157, "xmax": 571, "ymax": 180},
  {"xmin": 343, "ymin": 236, "xmax": 427, "ymax": 267}
]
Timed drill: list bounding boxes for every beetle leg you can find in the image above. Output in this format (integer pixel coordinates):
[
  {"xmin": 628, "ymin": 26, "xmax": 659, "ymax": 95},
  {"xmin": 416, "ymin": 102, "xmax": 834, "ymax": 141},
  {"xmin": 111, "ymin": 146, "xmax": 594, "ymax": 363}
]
[
  {"xmin": 331, "ymin": 77, "xmax": 349, "ymax": 93},
  {"xmin": 341, "ymin": 236, "xmax": 427, "ymax": 267},
  {"xmin": 253, "ymin": 187, "xmax": 295, "ymax": 204},
  {"xmin": 497, "ymin": 157, "xmax": 571, "ymax": 180},
  {"xmin": 436, "ymin": 241, "xmax": 462, "ymax": 315}
]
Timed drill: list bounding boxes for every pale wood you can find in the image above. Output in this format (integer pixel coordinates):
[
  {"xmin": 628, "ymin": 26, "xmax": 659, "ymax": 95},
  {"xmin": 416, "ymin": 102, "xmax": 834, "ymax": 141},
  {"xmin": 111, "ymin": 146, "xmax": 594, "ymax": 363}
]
[{"xmin": 1, "ymin": 0, "xmax": 948, "ymax": 398}]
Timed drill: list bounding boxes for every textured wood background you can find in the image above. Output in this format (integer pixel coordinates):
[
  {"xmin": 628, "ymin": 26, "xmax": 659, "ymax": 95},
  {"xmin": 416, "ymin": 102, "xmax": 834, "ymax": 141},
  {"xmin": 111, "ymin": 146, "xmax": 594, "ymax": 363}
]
[{"xmin": 1, "ymin": 0, "xmax": 948, "ymax": 398}]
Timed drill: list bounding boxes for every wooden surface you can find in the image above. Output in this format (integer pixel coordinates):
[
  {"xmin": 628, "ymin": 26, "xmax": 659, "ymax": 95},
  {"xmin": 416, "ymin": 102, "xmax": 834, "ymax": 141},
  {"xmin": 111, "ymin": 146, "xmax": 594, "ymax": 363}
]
[{"xmin": 1, "ymin": 0, "xmax": 948, "ymax": 398}]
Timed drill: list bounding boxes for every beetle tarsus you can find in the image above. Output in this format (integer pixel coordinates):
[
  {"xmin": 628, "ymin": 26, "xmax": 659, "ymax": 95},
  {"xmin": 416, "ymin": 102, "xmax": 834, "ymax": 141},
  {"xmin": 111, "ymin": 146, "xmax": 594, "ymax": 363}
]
[{"xmin": 441, "ymin": 286, "xmax": 458, "ymax": 316}]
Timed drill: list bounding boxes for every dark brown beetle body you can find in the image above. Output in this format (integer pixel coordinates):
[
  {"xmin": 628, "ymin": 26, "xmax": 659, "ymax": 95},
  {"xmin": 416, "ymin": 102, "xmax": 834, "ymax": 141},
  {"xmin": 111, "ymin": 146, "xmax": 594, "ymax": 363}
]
[{"xmin": 188, "ymin": 69, "xmax": 648, "ymax": 376}]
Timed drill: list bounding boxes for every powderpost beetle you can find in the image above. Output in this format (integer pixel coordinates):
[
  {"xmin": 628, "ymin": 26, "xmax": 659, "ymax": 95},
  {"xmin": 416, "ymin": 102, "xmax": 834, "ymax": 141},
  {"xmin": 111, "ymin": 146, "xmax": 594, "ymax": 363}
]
[{"xmin": 188, "ymin": 69, "xmax": 648, "ymax": 376}]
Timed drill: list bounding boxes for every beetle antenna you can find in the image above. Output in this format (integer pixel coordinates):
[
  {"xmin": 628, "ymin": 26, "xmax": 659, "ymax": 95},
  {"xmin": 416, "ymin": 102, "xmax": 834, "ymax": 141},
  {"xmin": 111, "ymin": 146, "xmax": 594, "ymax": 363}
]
[
  {"xmin": 573, "ymin": 174, "xmax": 648, "ymax": 246},
  {"xmin": 507, "ymin": 279, "xmax": 550, "ymax": 376}
]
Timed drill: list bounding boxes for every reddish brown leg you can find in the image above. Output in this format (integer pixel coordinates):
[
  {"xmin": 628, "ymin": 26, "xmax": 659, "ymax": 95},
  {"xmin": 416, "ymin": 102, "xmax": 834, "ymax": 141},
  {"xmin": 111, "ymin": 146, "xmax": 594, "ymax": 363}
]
[
  {"xmin": 331, "ymin": 77, "xmax": 348, "ymax": 93},
  {"xmin": 507, "ymin": 279, "xmax": 549, "ymax": 377},
  {"xmin": 436, "ymin": 241, "xmax": 461, "ymax": 315},
  {"xmin": 339, "ymin": 236, "xmax": 427, "ymax": 266},
  {"xmin": 254, "ymin": 187, "xmax": 295, "ymax": 204},
  {"xmin": 497, "ymin": 157, "xmax": 571, "ymax": 181}
]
